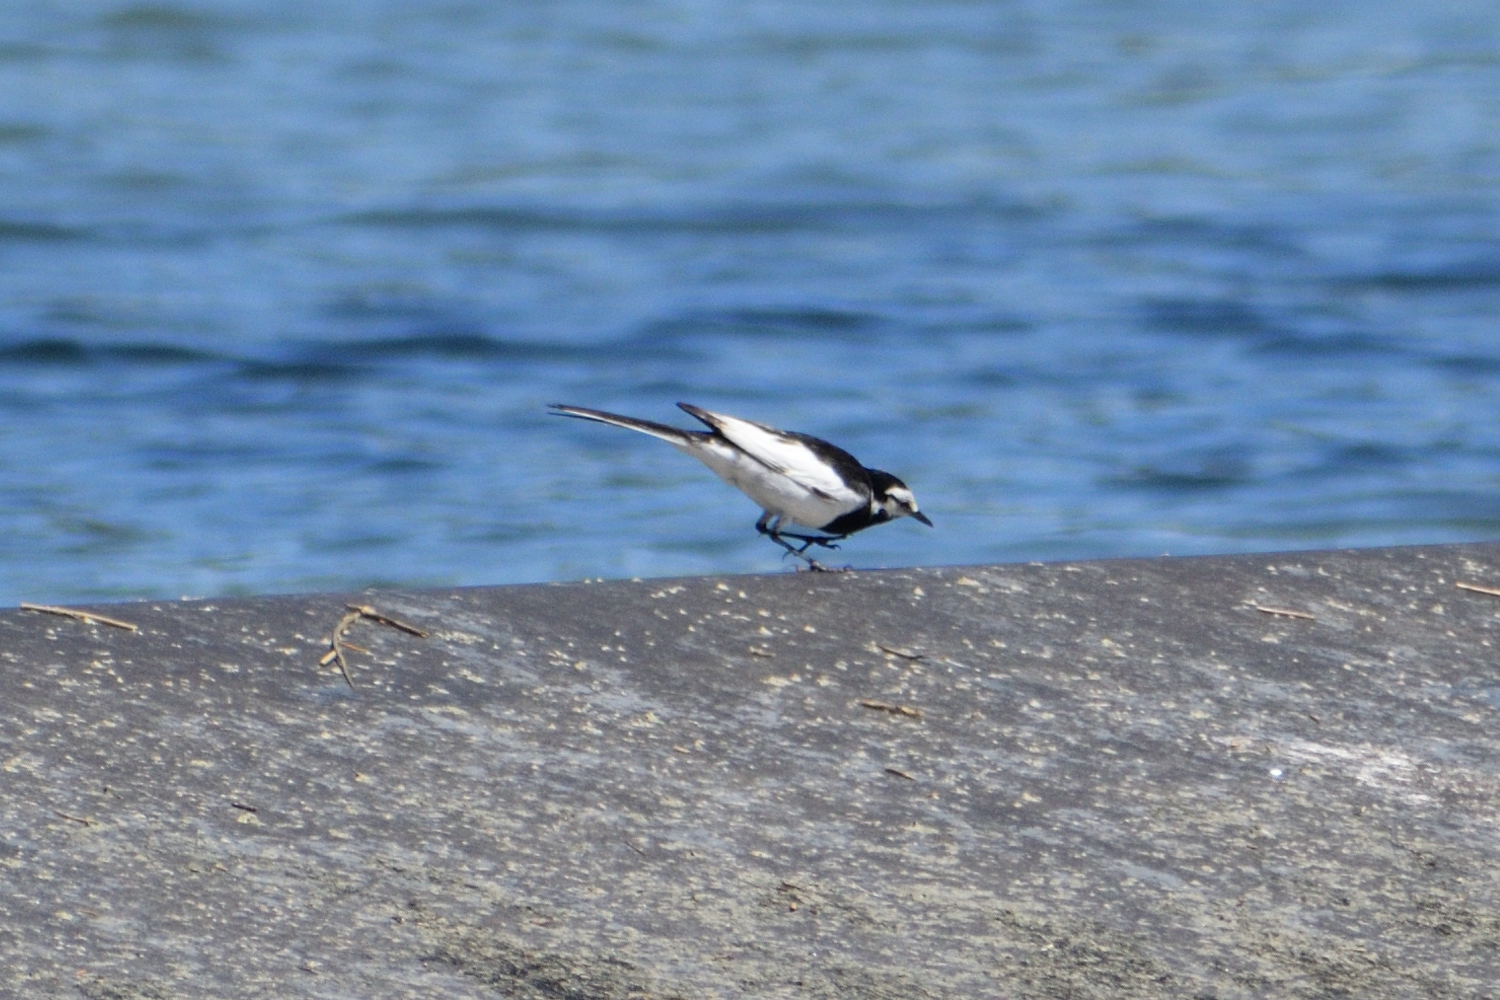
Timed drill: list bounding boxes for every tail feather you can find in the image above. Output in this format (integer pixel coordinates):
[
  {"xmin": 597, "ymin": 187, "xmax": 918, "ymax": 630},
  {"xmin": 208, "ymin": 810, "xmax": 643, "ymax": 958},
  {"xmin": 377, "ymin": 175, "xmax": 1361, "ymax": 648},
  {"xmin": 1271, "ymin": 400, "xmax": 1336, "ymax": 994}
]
[
  {"xmin": 676, "ymin": 402, "xmax": 723, "ymax": 432},
  {"xmin": 548, "ymin": 404, "xmax": 702, "ymax": 447}
]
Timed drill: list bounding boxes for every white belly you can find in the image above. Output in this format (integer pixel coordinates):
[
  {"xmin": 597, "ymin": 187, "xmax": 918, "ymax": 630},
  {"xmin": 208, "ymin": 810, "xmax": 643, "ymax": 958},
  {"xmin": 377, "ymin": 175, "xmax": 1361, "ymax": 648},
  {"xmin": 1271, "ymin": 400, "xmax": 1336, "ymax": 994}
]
[{"xmin": 679, "ymin": 438, "xmax": 864, "ymax": 530}]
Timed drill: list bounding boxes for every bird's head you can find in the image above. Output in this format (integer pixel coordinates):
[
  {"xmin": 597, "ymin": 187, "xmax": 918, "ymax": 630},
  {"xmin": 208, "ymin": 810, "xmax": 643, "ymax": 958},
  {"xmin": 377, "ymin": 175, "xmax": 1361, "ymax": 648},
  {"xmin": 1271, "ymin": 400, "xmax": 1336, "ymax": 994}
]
[{"xmin": 868, "ymin": 470, "xmax": 933, "ymax": 527}]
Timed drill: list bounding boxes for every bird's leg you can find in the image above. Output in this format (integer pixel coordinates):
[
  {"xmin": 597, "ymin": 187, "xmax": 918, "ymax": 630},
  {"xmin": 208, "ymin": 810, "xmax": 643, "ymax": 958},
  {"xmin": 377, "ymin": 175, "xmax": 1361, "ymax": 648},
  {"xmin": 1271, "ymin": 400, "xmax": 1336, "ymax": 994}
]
[
  {"xmin": 755, "ymin": 516, "xmax": 845, "ymax": 572},
  {"xmin": 776, "ymin": 530, "xmax": 845, "ymax": 553}
]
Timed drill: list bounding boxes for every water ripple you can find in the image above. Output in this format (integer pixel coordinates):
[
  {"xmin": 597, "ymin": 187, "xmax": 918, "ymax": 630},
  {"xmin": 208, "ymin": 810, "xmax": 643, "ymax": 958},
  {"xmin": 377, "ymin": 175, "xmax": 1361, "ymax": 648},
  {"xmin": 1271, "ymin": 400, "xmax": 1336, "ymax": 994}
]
[{"xmin": 2, "ymin": 1, "xmax": 1499, "ymax": 601}]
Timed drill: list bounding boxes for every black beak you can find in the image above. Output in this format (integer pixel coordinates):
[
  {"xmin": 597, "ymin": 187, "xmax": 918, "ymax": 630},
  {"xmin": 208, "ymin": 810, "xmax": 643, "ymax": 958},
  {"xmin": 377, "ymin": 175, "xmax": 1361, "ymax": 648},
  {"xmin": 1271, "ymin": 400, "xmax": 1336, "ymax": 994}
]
[{"xmin": 911, "ymin": 510, "xmax": 933, "ymax": 527}]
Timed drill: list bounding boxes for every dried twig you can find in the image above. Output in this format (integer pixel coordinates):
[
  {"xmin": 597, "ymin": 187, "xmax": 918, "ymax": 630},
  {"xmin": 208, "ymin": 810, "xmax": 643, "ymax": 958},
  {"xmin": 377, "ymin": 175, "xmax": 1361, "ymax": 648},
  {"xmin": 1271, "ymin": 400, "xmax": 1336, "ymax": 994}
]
[
  {"xmin": 884, "ymin": 767, "xmax": 915, "ymax": 780},
  {"xmin": 1456, "ymin": 581, "xmax": 1500, "ymax": 598},
  {"xmin": 859, "ymin": 699, "xmax": 923, "ymax": 718},
  {"xmin": 345, "ymin": 604, "xmax": 428, "ymax": 637},
  {"xmin": 321, "ymin": 604, "xmax": 428, "ymax": 687},
  {"xmin": 325, "ymin": 609, "xmax": 361, "ymax": 688},
  {"xmin": 874, "ymin": 643, "xmax": 924, "ymax": 660},
  {"xmin": 317, "ymin": 643, "xmax": 367, "ymax": 664},
  {"xmin": 20, "ymin": 603, "xmax": 139, "ymax": 632},
  {"xmin": 1251, "ymin": 604, "xmax": 1315, "ymax": 621}
]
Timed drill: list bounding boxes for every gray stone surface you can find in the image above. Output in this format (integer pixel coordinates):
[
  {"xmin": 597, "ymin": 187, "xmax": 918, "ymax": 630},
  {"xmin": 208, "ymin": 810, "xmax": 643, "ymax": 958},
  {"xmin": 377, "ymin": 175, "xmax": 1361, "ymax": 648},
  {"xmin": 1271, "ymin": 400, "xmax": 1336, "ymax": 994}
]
[{"xmin": 3, "ymin": 544, "xmax": 1500, "ymax": 998}]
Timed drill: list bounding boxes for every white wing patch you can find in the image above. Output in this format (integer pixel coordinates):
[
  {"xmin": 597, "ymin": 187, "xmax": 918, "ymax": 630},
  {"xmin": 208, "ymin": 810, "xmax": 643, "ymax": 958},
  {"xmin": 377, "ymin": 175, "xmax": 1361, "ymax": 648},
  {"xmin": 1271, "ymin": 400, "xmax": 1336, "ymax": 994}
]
[{"xmin": 698, "ymin": 411, "xmax": 863, "ymax": 504}]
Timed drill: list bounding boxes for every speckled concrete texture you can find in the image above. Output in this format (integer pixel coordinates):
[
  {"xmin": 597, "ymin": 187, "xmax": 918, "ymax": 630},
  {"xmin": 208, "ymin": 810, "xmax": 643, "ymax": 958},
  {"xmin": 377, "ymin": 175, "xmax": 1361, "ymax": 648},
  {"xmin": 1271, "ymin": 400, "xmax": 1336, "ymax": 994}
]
[{"xmin": 3, "ymin": 544, "xmax": 1500, "ymax": 998}]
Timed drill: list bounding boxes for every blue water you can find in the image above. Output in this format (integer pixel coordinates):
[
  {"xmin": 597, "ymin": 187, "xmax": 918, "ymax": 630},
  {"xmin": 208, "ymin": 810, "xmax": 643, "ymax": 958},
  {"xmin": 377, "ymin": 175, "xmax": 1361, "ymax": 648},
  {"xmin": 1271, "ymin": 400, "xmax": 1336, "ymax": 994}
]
[{"xmin": 3, "ymin": 2, "xmax": 1500, "ymax": 603}]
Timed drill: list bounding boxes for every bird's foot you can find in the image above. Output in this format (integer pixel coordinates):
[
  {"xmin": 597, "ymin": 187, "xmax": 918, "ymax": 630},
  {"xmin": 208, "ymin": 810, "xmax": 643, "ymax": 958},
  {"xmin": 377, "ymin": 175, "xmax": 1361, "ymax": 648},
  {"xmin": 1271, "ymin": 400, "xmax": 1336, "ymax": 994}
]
[
  {"xmin": 768, "ymin": 535, "xmax": 852, "ymax": 572},
  {"xmin": 775, "ymin": 530, "xmax": 844, "ymax": 553},
  {"xmin": 766, "ymin": 530, "xmax": 847, "ymax": 571}
]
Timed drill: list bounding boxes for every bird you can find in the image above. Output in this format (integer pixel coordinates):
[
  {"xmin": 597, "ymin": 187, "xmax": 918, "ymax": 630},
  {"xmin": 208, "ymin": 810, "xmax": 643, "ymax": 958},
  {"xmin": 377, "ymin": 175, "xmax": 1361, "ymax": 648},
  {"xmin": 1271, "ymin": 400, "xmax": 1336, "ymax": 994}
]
[{"xmin": 549, "ymin": 402, "xmax": 931, "ymax": 570}]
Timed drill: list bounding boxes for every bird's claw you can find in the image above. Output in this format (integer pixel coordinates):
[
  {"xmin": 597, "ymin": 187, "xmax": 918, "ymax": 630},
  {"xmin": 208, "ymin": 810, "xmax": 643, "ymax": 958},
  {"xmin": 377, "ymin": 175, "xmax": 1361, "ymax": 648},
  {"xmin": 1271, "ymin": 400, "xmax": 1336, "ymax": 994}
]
[
  {"xmin": 774, "ymin": 530, "xmax": 843, "ymax": 552},
  {"xmin": 764, "ymin": 525, "xmax": 850, "ymax": 570}
]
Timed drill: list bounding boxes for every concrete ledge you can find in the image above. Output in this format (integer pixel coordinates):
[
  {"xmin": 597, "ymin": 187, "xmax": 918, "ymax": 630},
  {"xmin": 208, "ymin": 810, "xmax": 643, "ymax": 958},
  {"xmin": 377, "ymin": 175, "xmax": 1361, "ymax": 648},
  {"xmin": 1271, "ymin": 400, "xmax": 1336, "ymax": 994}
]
[{"xmin": 4, "ymin": 544, "xmax": 1500, "ymax": 998}]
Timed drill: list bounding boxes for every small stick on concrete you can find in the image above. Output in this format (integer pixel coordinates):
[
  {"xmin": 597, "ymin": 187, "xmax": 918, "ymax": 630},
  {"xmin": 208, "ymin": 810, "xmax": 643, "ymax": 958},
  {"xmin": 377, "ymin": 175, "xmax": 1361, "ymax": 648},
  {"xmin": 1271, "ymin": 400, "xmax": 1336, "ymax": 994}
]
[
  {"xmin": 20, "ymin": 603, "xmax": 139, "ymax": 632},
  {"xmin": 325, "ymin": 608, "xmax": 362, "ymax": 688},
  {"xmin": 1252, "ymin": 604, "xmax": 1316, "ymax": 621},
  {"xmin": 859, "ymin": 699, "xmax": 923, "ymax": 718},
  {"xmin": 53, "ymin": 810, "xmax": 93, "ymax": 826},
  {"xmin": 322, "ymin": 604, "xmax": 429, "ymax": 687},
  {"xmin": 884, "ymin": 767, "xmax": 915, "ymax": 780},
  {"xmin": 317, "ymin": 643, "xmax": 367, "ymax": 665},
  {"xmin": 346, "ymin": 604, "xmax": 428, "ymax": 637},
  {"xmin": 1456, "ymin": 581, "xmax": 1500, "ymax": 598},
  {"xmin": 875, "ymin": 643, "xmax": 924, "ymax": 660}
]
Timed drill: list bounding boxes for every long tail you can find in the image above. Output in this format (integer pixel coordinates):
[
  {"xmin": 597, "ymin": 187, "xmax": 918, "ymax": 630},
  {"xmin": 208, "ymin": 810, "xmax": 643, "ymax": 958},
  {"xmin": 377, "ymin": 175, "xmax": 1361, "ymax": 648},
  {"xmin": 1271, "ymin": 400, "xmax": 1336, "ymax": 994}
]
[{"xmin": 548, "ymin": 404, "xmax": 705, "ymax": 447}]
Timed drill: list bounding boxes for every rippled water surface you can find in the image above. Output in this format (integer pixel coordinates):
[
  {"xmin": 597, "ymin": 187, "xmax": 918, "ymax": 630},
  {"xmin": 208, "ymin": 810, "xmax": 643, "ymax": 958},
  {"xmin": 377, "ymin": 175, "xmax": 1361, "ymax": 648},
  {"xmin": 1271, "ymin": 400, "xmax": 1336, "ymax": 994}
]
[{"xmin": 3, "ymin": 1, "xmax": 1499, "ymax": 603}]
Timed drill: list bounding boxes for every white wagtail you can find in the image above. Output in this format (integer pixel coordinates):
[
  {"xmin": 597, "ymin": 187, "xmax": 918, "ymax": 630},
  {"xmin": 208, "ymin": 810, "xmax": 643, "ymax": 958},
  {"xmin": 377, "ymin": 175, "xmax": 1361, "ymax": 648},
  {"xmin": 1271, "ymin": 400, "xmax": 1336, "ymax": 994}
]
[{"xmin": 549, "ymin": 402, "xmax": 932, "ymax": 570}]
